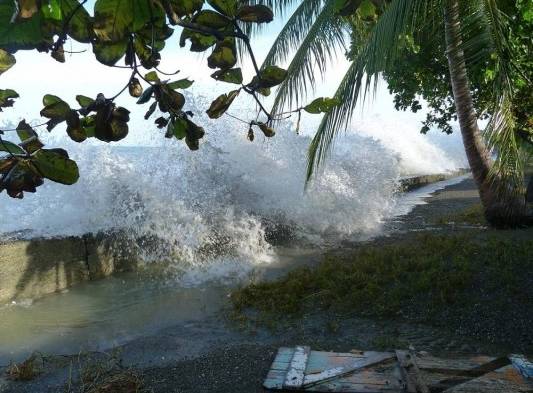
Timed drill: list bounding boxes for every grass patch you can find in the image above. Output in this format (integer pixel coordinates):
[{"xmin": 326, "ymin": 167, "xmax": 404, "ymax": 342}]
[
  {"xmin": 64, "ymin": 351, "xmax": 149, "ymax": 393},
  {"xmin": 5, "ymin": 353, "xmax": 43, "ymax": 381},
  {"xmin": 231, "ymin": 233, "xmax": 533, "ymax": 326},
  {"xmin": 435, "ymin": 203, "xmax": 486, "ymax": 225}
]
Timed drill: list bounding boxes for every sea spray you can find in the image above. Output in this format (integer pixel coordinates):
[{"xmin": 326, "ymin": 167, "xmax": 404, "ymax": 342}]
[{"xmin": 0, "ymin": 97, "xmax": 464, "ymax": 284}]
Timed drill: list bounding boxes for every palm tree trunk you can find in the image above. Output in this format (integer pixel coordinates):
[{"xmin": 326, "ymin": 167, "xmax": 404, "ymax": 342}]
[{"xmin": 443, "ymin": 0, "xmax": 522, "ymax": 226}]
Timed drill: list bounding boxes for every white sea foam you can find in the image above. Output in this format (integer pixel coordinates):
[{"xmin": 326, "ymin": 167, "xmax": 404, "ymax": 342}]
[{"xmin": 0, "ymin": 94, "xmax": 465, "ymax": 284}]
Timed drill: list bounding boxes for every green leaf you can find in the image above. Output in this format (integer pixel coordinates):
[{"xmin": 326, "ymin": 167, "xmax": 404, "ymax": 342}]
[
  {"xmin": 93, "ymin": 39, "xmax": 128, "ymax": 66},
  {"xmin": 76, "ymin": 95, "xmax": 94, "ymax": 108},
  {"xmin": 0, "ymin": 88, "xmax": 19, "ymax": 109},
  {"xmin": 255, "ymin": 65, "xmax": 287, "ymax": 88},
  {"xmin": 0, "ymin": 49, "xmax": 16, "ymax": 76},
  {"xmin": 137, "ymin": 85, "xmax": 154, "ymax": 104},
  {"xmin": 180, "ymin": 29, "xmax": 217, "ymax": 52},
  {"xmin": 0, "ymin": 1, "xmax": 50, "ymax": 51},
  {"xmin": 42, "ymin": 0, "xmax": 93, "ymax": 43},
  {"xmin": 145, "ymin": 71, "xmax": 160, "ymax": 82},
  {"xmin": 167, "ymin": 78, "xmax": 194, "ymax": 89},
  {"xmin": 40, "ymin": 95, "xmax": 71, "ymax": 120},
  {"xmin": 193, "ymin": 10, "xmax": 231, "ymax": 30},
  {"xmin": 16, "ymin": 120, "xmax": 44, "ymax": 153},
  {"xmin": 43, "ymin": 94, "xmax": 65, "ymax": 106},
  {"xmin": 211, "ymin": 68, "xmax": 243, "ymax": 84},
  {"xmin": 207, "ymin": 39, "xmax": 237, "ymax": 70},
  {"xmin": 303, "ymin": 97, "xmax": 341, "ymax": 114},
  {"xmin": 358, "ymin": 0, "xmax": 376, "ymax": 20},
  {"xmin": 236, "ymin": 5, "xmax": 274, "ymax": 23},
  {"xmin": 0, "ymin": 140, "xmax": 26, "ymax": 155},
  {"xmin": 206, "ymin": 89, "xmax": 240, "ymax": 119},
  {"xmin": 170, "ymin": 117, "xmax": 187, "ymax": 140},
  {"xmin": 33, "ymin": 149, "xmax": 79, "ymax": 185},
  {"xmin": 207, "ymin": 0, "xmax": 238, "ymax": 17},
  {"xmin": 93, "ymin": 0, "xmax": 153, "ymax": 41}
]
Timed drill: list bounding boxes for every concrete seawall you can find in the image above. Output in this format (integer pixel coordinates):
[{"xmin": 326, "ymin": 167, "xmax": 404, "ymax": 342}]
[
  {"xmin": 0, "ymin": 171, "xmax": 470, "ymax": 304},
  {"xmin": 0, "ymin": 233, "xmax": 138, "ymax": 303}
]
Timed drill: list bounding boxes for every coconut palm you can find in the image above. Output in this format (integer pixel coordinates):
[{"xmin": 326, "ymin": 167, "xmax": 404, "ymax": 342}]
[{"xmin": 254, "ymin": 0, "xmax": 531, "ymax": 226}]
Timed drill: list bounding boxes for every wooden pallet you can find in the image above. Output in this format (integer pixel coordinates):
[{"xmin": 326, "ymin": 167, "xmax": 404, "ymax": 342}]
[{"xmin": 263, "ymin": 346, "xmax": 533, "ymax": 392}]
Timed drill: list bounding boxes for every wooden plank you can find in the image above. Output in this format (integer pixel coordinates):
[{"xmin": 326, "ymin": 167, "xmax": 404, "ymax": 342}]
[
  {"xmin": 510, "ymin": 354, "xmax": 533, "ymax": 379},
  {"xmin": 443, "ymin": 364, "xmax": 533, "ymax": 393},
  {"xmin": 396, "ymin": 350, "xmax": 429, "ymax": 393},
  {"xmin": 417, "ymin": 355, "xmax": 509, "ymax": 377},
  {"xmin": 303, "ymin": 352, "xmax": 395, "ymax": 388},
  {"xmin": 283, "ymin": 346, "xmax": 310, "ymax": 389}
]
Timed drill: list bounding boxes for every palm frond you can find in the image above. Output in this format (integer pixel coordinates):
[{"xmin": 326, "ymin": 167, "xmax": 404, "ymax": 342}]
[
  {"xmin": 306, "ymin": 0, "xmax": 439, "ymax": 182},
  {"xmin": 261, "ymin": 0, "xmax": 325, "ymax": 68},
  {"xmin": 270, "ymin": 1, "xmax": 347, "ymax": 115}
]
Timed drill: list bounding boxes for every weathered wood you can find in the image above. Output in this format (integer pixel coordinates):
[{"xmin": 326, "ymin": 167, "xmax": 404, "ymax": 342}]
[
  {"xmin": 417, "ymin": 355, "xmax": 509, "ymax": 377},
  {"xmin": 510, "ymin": 354, "xmax": 533, "ymax": 379},
  {"xmin": 396, "ymin": 350, "xmax": 429, "ymax": 393},
  {"xmin": 442, "ymin": 364, "xmax": 533, "ymax": 393},
  {"xmin": 303, "ymin": 352, "xmax": 395, "ymax": 388},
  {"xmin": 284, "ymin": 346, "xmax": 311, "ymax": 389},
  {"xmin": 264, "ymin": 347, "xmax": 532, "ymax": 393}
]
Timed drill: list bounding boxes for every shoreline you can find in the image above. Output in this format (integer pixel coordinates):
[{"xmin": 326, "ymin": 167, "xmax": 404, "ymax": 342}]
[{"xmin": 2, "ymin": 175, "xmax": 531, "ymax": 393}]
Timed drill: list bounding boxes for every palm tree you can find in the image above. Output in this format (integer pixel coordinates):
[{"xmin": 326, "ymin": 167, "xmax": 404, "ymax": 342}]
[{"xmin": 254, "ymin": 0, "xmax": 530, "ymax": 226}]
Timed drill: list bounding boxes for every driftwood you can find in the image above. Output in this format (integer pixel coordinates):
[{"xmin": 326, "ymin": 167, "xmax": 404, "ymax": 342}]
[{"xmin": 264, "ymin": 347, "xmax": 533, "ymax": 392}]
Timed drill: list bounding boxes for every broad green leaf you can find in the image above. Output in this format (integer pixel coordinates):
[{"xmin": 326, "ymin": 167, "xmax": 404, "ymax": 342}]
[
  {"xmin": 170, "ymin": 117, "xmax": 187, "ymax": 140},
  {"xmin": 16, "ymin": 120, "xmax": 43, "ymax": 153},
  {"xmin": 40, "ymin": 95, "xmax": 71, "ymax": 119},
  {"xmin": 236, "ymin": 5, "xmax": 273, "ymax": 23},
  {"xmin": 0, "ymin": 2, "xmax": 51, "ymax": 51},
  {"xmin": 145, "ymin": 71, "xmax": 160, "ymax": 82},
  {"xmin": 304, "ymin": 97, "xmax": 341, "ymax": 114},
  {"xmin": 193, "ymin": 10, "xmax": 231, "ymax": 30},
  {"xmin": 180, "ymin": 29, "xmax": 217, "ymax": 52},
  {"xmin": 0, "ymin": 49, "xmax": 16, "ymax": 76},
  {"xmin": 208, "ymin": 41, "xmax": 237, "ymax": 70},
  {"xmin": 256, "ymin": 65, "xmax": 287, "ymax": 88},
  {"xmin": 16, "ymin": 119, "xmax": 38, "ymax": 141},
  {"xmin": 42, "ymin": 0, "xmax": 93, "ymax": 42},
  {"xmin": 207, "ymin": 0, "xmax": 237, "ymax": 17},
  {"xmin": 168, "ymin": 79, "xmax": 194, "ymax": 89},
  {"xmin": 33, "ymin": 149, "xmax": 79, "ymax": 185},
  {"xmin": 40, "ymin": 102, "xmax": 71, "ymax": 119},
  {"xmin": 76, "ymin": 95, "xmax": 94, "ymax": 108},
  {"xmin": 92, "ymin": 39, "xmax": 128, "ymax": 66},
  {"xmin": 0, "ymin": 89, "xmax": 19, "ymax": 109},
  {"xmin": 41, "ymin": 94, "xmax": 70, "ymax": 121},
  {"xmin": 136, "ymin": 85, "xmax": 154, "ymax": 104},
  {"xmin": 211, "ymin": 68, "xmax": 242, "ymax": 84},
  {"xmin": 42, "ymin": 94, "xmax": 64, "ymax": 106},
  {"xmin": 206, "ymin": 89, "xmax": 239, "ymax": 119},
  {"xmin": 93, "ymin": 0, "xmax": 153, "ymax": 41},
  {"xmin": 0, "ymin": 140, "xmax": 26, "ymax": 155}
]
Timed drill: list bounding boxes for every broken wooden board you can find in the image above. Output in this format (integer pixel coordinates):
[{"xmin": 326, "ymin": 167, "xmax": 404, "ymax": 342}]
[
  {"xmin": 264, "ymin": 347, "xmax": 533, "ymax": 393},
  {"xmin": 264, "ymin": 347, "xmax": 402, "ymax": 392}
]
